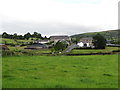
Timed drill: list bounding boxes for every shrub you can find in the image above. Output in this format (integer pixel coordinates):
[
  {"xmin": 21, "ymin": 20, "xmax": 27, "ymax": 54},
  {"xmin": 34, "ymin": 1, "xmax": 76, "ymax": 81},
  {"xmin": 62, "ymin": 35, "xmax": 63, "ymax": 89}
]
[{"xmin": 2, "ymin": 50, "xmax": 15, "ymax": 56}]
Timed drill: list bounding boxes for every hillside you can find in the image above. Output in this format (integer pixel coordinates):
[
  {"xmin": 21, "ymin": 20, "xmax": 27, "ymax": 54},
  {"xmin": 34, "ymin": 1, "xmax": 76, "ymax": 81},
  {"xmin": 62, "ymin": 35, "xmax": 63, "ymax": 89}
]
[{"xmin": 71, "ymin": 30, "xmax": 119, "ymax": 40}]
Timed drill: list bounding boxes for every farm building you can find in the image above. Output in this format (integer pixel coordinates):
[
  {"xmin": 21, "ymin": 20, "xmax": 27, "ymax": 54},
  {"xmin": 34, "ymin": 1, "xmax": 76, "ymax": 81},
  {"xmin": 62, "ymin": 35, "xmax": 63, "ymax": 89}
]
[
  {"xmin": 24, "ymin": 43, "xmax": 48, "ymax": 50},
  {"xmin": 50, "ymin": 35, "xmax": 71, "ymax": 43},
  {"xmin": 0, "ymin": 44, "xmax": 9, "ymax": 50},
  {"xmin": 77, "ymin": 37, "xmax": 94, "ymax": 48},
  {"xmin": 33, "ymin": 40, "xmax": 50, "ymax": 44}
]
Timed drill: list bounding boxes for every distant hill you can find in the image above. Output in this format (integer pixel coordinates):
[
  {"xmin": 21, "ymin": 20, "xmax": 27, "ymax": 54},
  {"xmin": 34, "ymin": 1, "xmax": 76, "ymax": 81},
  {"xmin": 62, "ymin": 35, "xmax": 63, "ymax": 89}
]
[{"xmin": 71, "ymin": 30, "xmax": 119, "ymax": 40}]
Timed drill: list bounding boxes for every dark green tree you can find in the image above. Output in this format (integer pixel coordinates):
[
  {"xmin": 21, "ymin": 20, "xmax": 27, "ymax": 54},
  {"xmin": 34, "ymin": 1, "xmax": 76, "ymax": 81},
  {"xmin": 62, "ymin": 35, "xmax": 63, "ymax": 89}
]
[
  {"xmin": 32, "ymin": 32, "xmax": 38, "ymax": 38},
  {"xmin": 44, "ymin": 36, "xmax": 47, "ymax": 39},
  {"xmin": 37, "ymin": 33, "xmax": 42, "ymax": 39},
  {"xmin": 71, "ymin": 38, "xmax": 79, "ymax": 44},
  {"xmin": 13, "ymin": 33, "xmax": 18, "ymax": 39},
  {"xmin": 93, "ymin": 33, "xmax": 106, "ymax": 49},
  {"xmin": 2, "ymin": 32, "xmax": 9, "ymax": 38},
  {"xmin": 17, "ymin": 35, "xmax": 24, "ymax": 40},
  {"xmin": 24, "ymin": 32, "xmax": 31, "ymax": 40},
  {"xmin": 33, "ymin": 32, "xmax": 38, "ymax": 38},
  {"xmin": 9, "ymin": 34, "xmax": 14, "ymax": 39},
  {"xmin": 32, "ymin": 32, "xmax": 42, "ymax": 39},
  {"xmin": 54, "ymin": 40, "xmax": 68, "ymax": 52}
]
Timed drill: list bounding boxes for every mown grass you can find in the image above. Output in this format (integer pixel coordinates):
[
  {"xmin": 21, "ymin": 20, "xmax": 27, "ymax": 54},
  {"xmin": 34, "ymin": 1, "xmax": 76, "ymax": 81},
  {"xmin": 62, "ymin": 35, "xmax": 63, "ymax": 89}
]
[
  {"xmin": 71, "ymin": 47, "xmax": 119, "ymax": 54},
  {"xmin": 2, "ymin": 55, "xmax": 118, "ymax": 88}
]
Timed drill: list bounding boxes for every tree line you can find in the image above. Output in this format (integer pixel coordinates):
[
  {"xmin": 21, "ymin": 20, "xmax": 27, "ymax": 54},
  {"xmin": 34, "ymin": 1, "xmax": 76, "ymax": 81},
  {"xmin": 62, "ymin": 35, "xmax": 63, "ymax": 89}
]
[{"xmin": 2, "ymin": 32, "xmax": 48, "ymax": 40}]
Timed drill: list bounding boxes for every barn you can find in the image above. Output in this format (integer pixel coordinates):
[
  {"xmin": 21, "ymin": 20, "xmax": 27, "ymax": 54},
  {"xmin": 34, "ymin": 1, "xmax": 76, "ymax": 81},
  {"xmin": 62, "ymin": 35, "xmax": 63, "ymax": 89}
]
[{"xmin": 24, "ymin": 43, "xmax": 48, "ymax": 50}]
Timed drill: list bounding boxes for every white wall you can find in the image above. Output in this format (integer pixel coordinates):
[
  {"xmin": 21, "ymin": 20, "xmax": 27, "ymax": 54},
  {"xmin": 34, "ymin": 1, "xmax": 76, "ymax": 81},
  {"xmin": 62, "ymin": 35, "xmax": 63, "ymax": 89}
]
[
  {"xmin": 77, "ymin": 42, "xmax": 90, "ymax": 47},
  {"xmin": 77, "ymin": 42, "xmax": 84, "ymax": 47}
]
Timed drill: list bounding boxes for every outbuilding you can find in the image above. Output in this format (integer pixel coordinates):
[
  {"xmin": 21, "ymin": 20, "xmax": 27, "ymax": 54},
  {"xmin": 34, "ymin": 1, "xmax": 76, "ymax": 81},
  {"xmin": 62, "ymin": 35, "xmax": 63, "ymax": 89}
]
[{"xmin": 24, "ymin": 43, "xmax": 48, "ymax": 50}]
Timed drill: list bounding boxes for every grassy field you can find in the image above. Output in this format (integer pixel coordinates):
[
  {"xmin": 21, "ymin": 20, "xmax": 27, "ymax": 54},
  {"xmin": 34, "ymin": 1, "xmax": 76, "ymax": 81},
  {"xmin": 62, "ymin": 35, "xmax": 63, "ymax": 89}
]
[
  {"xmin": 1, "ymin": 38, "xmax": 36, "ymax": 45},
  {"xmin": 2, "ymin": 55, "xmax": 118, "ymax": 88},
  {"xmin": 8, "ymin": 46, "xmax": 27, "ymax": 51},
  {"xmin": 71, "ymin": 47, "xmax": 119, "ymax": 54},
  {"xmin": 7, "ymin": 46, "xmax": 50, "ymax": 52},
  {"xmin": 5, "ymin": 46, "xmax": 119, "ymax": 56}
]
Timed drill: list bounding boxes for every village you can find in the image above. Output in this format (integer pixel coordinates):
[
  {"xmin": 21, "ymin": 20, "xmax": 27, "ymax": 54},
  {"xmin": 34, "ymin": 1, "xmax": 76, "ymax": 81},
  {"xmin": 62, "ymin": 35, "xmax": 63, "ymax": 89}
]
[
  {"xmin": 1, "ymin": 31, "xmax": 120, "ymax": 56},
  {"xmin": 24, "ymin": 36, "xmax": 95, "ymax": 51}
]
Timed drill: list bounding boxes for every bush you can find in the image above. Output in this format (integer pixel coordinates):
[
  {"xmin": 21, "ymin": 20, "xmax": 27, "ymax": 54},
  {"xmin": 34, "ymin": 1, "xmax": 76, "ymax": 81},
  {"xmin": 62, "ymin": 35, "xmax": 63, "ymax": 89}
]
[
  {"xmin": 5, "ymin": 43, "xmax": 16, "ymax": 46},
  {"xmin": 2, "ymin": 50, "xmax": 15, "ymax": 56}
]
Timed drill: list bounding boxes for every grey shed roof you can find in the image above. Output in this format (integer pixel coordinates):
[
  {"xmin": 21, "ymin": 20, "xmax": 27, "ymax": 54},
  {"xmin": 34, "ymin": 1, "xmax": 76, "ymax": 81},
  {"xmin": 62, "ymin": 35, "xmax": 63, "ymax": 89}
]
[{"xmin": 25, "ymin": 43, "xmax": 48, "ymax": 49}]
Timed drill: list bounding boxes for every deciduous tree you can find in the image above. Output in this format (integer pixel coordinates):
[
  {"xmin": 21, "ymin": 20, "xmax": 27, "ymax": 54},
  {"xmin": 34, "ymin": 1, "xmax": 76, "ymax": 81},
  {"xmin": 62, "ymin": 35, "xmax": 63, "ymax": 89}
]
[{"xmin": 93, "ymin": 33, "xmax": 106, "ymax": 49}]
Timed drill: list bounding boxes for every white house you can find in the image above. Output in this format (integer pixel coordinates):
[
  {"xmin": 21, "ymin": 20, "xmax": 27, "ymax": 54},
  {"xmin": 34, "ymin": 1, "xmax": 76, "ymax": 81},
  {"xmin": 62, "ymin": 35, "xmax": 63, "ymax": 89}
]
[{"xmin": 77, "ymin": 37, "xmax": 94, "ymax": 48}]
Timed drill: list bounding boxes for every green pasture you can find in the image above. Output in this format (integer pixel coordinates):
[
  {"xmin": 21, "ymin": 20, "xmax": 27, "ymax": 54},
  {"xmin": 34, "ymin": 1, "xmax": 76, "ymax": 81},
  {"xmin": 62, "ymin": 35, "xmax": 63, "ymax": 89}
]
[
  {"xmin": 71, "ymin": 47, "xmax": 119, "ymax": 54},
  {"xmin": 2, "ymin": 55, "xmax": 118, "ymax": 88},
  {"xmin": 7, "ymin": 46, "xmax": 119, "ymax": 54},
  {"xmin": 8, "ymin": 46, "xmax": 27, "ymax": 51},
  {"xmin": 1, "ymin": 38, "xmax": 35, "ymax": 45},
  {"xmin": 2, "ymin": 46, "xmax": 119, "ymax": 56},
  {"xmin": 7, "ymin": 46, "xmax": 51, "ymax": 55},
  {"xmin": 8, "ymin": 46, "xmax": 50, "ymax": 52}
]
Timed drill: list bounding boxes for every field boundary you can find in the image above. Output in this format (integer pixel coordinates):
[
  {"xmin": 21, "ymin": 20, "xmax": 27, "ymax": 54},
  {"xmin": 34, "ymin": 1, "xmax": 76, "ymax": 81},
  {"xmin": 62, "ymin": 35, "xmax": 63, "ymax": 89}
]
[{"xmin": 65, "ymin": 50, "xmax": 120, "ymax": 56}]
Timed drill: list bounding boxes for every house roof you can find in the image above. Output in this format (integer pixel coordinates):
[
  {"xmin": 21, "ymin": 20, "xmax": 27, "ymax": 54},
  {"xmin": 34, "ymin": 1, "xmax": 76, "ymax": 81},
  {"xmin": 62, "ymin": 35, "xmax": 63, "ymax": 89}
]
[
  {"xmin": 80, "ymin": 37, "xmax": 93, "ymax": 40},
  {"xmin": 50, "ymin": 35, "xmax": 70, "ymax": 39},
  {"xmin": 34, "ymin": 40, "xmax": 49, "ymax": 42},
  {"xmin": 25, "ymin": 43, "xmax": 48, "ymax": 49}
]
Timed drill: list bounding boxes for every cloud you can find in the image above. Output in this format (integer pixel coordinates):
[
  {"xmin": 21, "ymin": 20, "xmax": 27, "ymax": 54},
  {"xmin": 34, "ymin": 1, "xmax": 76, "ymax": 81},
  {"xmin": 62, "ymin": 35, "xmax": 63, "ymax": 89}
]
[
  {"xmin": 54, "ymin": 0, "xmax": 102, "ymax": 4},
  {"xmin": 1, "ymin": 20, "xmax": 114, "ymax": 37},
  {"xmin": 0, "ymin": 0, "xmax": 119, "ymax": 36}
]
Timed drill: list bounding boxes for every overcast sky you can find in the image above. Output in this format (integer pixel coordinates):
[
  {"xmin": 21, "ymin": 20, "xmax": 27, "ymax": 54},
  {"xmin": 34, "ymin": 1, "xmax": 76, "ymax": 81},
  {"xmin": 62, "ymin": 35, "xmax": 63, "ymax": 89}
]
[{"xmin": 0, "ymin": 0, "xmax": 119, "ymax": 37}]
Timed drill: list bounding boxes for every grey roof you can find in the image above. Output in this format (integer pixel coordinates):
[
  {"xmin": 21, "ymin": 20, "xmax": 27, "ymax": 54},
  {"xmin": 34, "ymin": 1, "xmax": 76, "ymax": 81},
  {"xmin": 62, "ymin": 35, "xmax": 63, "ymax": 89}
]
[
  {"xmin": 79, "ymin": 41, "xmax": 89, "ymax": 43},
  {"xmin": 25, "ymin": 43, "xmax": 48, "ymax": 49},
  {"xmin": 50, "ymin": 35, "xmax": 70, "ymax": 39},
  {"xmin": 80, "ymin": 37, "xmax": 93, "ymax": 40}
]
